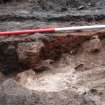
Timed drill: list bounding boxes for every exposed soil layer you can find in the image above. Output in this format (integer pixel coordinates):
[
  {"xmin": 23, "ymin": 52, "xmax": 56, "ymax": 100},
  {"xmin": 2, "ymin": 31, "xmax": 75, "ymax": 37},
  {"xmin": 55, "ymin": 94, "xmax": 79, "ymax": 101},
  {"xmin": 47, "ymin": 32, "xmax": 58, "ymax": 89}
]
[{"xmin": 0, "ymin": 0, "xmax": 105, "ymax": 105}]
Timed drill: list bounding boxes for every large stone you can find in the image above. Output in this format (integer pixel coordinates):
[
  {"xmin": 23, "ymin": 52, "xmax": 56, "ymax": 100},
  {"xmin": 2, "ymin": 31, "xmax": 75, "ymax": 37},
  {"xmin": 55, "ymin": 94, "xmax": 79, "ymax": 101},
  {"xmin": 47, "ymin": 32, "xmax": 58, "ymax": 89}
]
[
  {"xmin": 0, "ymin": 44, "xmax": 20, "ymax": 75},
  {"xmin": 17, "ymin": 41, "xmax": 44, "ymax": 70},
  {"xmin": 82, "ymin": 36, "xmax": 102, "ymax": 53},
  {"xmin": 15, "ymin": 69, "xmax": 35, "ymax": 85}
]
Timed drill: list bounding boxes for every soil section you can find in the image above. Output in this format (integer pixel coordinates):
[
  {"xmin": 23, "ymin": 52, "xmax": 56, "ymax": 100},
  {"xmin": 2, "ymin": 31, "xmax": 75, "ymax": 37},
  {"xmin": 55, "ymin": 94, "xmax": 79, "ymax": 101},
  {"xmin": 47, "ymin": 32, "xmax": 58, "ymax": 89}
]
[{"xmin": 0, "ymin": 0, "xmax": 105, "ymax": 105}]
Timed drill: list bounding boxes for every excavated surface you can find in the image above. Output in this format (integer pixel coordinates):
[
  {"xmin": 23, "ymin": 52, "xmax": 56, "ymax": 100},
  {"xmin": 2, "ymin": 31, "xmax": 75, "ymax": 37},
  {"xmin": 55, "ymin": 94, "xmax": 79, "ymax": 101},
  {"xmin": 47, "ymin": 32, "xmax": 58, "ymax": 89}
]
[{"xmin": 0, "ymin": 0, "xmax": 105, "ymax": 105}]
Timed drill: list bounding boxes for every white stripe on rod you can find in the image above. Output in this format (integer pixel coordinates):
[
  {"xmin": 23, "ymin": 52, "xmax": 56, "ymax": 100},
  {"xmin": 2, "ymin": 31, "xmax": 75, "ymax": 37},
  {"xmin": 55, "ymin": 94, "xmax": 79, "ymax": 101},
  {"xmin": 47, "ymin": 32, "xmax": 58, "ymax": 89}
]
[{"xmin": 55, "ymin": 25, "xmax": 105, "ymax": 32}]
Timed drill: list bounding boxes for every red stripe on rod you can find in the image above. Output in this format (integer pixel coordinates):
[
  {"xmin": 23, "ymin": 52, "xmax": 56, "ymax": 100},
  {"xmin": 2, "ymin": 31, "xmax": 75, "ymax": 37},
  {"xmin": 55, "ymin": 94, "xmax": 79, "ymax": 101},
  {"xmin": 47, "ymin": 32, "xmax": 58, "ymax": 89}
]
[
  {"xmin": 1, "ymin": 25, "xmax": 105, "ymax": 36},
  {"xmin": 0, "ymin": 28, "xmax": 55, "ymax": 36}
]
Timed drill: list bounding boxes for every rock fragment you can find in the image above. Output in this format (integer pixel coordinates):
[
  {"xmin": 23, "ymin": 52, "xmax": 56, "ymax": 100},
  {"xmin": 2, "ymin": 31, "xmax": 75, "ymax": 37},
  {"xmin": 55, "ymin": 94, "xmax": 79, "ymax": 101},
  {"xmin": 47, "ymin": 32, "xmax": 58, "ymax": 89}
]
[
  {"xmin": 82, "ymin": 36, "xmax": 102, "ymax": 53},
  {"xmin": 78, "ymin": 5, "xmax": 85, "ymax": 10},
  {"xmin": 15, "ymin": 69, "xmax": 35, "ymax": 85},
  {"xmin": 0, "ymin": 72, "xmax": 5, "ymax": 80},
  {"xmin": 17, "ymin": 41, "xmax": 44, "ymax": 70},
  {"xmin": 0, "ymin": 44, "xmax": 20, "ymax": 75}
]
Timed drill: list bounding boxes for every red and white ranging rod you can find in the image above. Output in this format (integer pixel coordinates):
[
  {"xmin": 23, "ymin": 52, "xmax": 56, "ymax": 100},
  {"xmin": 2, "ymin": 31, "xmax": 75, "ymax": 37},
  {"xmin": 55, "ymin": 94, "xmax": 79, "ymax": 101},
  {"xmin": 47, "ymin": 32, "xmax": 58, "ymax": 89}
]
[{"xmin": 0, "ymin": 25, "xmax": 105, "ymax": 36}]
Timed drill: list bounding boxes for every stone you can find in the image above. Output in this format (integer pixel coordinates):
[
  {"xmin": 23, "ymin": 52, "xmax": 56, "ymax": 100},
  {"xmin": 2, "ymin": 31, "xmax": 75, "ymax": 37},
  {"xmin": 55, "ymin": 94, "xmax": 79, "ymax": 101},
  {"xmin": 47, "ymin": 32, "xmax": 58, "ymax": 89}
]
[
  {"xmin": 15, "ymin": 70, "xmax": 35, "ymax": 85},
  {"xmin": 17, "ymin": 41, "xmax": 44, "ymax": 70},
  {"xmin": 78, "ymin": 5, "xmax": 85, "ymax": 10},
  {"xmin": 0, "ymin": 72, "xmax": 5, "ymax": 80},
  {"xmin": 82, "ymin": 36, "xmax": 102, "ymax": 53},
  {"xmin": 0, "ymin": 44, "xmax": 20, "ymax": 75},
  {"xmin": 0, "ymin": 79, "xmax": 33, "ymax": 105}
]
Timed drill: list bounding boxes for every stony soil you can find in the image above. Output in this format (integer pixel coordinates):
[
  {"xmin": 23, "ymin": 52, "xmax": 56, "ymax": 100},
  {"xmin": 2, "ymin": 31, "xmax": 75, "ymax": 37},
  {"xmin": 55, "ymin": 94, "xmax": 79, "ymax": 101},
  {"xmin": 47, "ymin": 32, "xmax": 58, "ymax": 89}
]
[{"xmin": 0, "ymin": 0, "xmax": 105, "ymax": 105}]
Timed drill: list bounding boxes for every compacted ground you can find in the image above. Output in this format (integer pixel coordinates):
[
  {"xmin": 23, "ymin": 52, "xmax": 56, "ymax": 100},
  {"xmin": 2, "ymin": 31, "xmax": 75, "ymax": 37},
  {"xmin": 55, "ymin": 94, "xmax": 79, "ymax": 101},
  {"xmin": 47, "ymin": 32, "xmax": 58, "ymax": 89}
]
[{"xmin": 0, "ymin": 0, "xmax": 105, "ymax": 105}]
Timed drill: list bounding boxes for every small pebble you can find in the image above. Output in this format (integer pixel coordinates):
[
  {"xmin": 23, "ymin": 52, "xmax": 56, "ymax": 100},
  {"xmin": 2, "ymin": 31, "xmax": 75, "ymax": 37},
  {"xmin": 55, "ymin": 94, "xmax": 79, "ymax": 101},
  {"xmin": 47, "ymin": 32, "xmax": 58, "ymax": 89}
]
[{"xmin": 78, "ymin": 5, "xmax": 84, "ymax": 10}]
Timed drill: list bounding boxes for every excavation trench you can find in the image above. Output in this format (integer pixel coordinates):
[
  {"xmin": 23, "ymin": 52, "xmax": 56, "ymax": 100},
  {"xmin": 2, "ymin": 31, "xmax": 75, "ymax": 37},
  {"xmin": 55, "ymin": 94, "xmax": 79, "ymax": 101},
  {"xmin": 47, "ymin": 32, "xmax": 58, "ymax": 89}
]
[
  {"xmin": 0, "ymin": 30, "xmax": 105, "ymax": 93},
  {"xmin": 1, "ymin": 0, "xmax": 105, "ymax": 104}
]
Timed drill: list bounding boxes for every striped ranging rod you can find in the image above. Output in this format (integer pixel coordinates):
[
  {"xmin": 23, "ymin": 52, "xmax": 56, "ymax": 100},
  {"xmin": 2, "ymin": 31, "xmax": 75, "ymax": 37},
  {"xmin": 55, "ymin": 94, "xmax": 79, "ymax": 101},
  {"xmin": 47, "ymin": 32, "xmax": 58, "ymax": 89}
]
[{"xmin": 0, "ymin": 25, "xmax": 105, "ymax": 36}]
